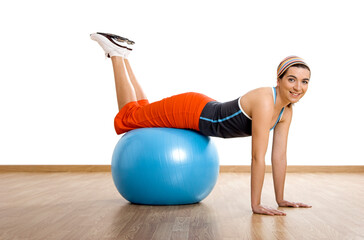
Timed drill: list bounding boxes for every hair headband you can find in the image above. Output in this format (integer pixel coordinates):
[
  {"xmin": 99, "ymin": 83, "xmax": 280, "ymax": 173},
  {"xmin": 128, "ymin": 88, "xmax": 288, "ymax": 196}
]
[{"xmin": 277, "ymin": 56, "xmax": 310, "ymax": 78}]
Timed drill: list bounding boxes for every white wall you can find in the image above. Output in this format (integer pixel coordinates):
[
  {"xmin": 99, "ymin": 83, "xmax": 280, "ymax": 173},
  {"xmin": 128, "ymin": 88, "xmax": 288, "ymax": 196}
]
[{"xmin": 1, "ymin": 0, "xmax": 363, "ymax": 165}]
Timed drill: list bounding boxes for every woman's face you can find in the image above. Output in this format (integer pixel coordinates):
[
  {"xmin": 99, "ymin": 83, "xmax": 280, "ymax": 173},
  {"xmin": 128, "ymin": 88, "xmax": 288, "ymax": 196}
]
[{"xmin": 277, "ymin": 66, "xmax": 311, "ymax": 104}]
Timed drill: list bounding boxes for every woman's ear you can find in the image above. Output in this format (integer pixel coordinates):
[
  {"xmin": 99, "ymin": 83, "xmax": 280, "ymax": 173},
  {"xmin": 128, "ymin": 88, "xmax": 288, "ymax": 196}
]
[{"xmin": 276, "ymin": 78, "xmax": 281, "ymax": 87}]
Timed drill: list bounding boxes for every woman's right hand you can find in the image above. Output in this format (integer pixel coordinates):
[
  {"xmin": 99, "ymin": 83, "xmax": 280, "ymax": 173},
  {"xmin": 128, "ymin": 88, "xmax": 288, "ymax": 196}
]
[{"xmin": 252, "ymin": 204, "xmax": 286, "ymax": 216}]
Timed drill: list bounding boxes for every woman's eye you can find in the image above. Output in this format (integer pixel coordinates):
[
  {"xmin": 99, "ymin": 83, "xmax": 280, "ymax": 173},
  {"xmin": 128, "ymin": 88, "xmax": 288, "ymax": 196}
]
[
  {"xmin": 288, "ymin": 78, "xmax": 295, "ymax": 82},
  {"xmin": 303, "ymin": 80, "xmax": 309, "ymax": 84}
]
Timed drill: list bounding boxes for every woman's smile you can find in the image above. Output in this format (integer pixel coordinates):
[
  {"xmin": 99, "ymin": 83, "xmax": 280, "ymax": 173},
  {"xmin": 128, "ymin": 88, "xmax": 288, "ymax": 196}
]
[{"xmin": 289, "ymin": 91, "xmax": 301, "ymax": 98}]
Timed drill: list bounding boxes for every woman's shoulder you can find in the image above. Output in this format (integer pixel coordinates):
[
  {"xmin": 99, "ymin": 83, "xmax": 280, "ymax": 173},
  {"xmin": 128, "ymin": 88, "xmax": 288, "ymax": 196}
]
[
  {"xmin": 251, "ymin": 86, "xmax": 273, "ymax": 94},
  {"xmin": 240, "ymin": 87, "xmax": 275, "ymax": 117},
  {"xmin": 242, "ymin": 87, "xmax": 274, "ymax": 103}
]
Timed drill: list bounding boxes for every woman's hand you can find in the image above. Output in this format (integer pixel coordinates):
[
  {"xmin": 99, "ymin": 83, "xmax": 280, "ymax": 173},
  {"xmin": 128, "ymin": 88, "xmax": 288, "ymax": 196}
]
[
  {"xmin": 252, "ymin": 204, "xmax": 286, "ymax": 216},
  {"xmin": 278, "ymin": 200, "xmax": 312, "ymax": 208}
]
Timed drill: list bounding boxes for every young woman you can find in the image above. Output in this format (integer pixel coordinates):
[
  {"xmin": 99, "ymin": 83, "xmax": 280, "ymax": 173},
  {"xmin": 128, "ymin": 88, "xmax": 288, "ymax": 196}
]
[{"xmin": 90, "ymin": 32, "xmax": 312, "ymax": 216}]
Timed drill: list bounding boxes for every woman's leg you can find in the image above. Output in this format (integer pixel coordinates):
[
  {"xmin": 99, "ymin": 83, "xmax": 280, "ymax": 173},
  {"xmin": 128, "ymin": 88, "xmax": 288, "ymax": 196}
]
[
  {"xmin": 111, "ymin": 56, "xmax": 137, "ymax": 111},
  {"xmin": 90, "ymin": 33, "xmax": 145, "ymax": 110},
  {"xmin": 124, "ymin": 58, "xmax": 147, "ymax": 101}
]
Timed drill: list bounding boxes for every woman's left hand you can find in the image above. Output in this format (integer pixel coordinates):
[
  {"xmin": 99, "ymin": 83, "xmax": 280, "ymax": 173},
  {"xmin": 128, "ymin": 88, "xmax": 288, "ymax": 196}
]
[{"xmin": 278, "ymin": 200, "xmax": 312, "ymax": 208}]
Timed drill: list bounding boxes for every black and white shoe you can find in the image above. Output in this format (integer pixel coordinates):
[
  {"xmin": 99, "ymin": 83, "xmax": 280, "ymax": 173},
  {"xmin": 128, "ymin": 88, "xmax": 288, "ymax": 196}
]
[
  {"xmin": 90, "ymin": 32, "xmax": 134, "ymax": 58},
  {"xmin": 97, "ymin": 32, "xmax": 135, "ymax": 46}
]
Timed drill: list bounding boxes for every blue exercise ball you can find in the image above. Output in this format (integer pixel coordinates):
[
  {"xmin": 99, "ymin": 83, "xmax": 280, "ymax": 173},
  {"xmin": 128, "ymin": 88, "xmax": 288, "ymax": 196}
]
[{"xmin": 111, "ymin": 128, "xmax": 219, "ymax": 205}]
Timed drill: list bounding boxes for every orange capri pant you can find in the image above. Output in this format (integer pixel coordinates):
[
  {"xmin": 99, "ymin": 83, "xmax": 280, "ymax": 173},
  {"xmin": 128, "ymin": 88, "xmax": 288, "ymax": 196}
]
[{"xmin": 114, "ymin": 92, "xmax": 215, "ymax": 135}]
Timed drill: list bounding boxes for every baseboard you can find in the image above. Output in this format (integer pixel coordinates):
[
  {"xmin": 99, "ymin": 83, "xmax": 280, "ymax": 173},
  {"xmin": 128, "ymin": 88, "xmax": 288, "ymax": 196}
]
[
  {"xmin": 219, "ymin": 165, "xmax": 364, "ymax": 173},
  {"xmin": 0, "ymin": 165, "xmax": 363, "ymax": 173},
  {"xmin": 0, "ymin": 165, "xmax": 111, "ymax": 172}
]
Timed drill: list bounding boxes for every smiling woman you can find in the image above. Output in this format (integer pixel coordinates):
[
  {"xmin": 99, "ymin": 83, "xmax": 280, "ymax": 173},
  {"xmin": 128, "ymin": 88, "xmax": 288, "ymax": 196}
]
[
  {"xmin": 278, "ymin": 67, "xmax": 310, "ymax": 107},
  {"xmin": 90, "ymin": 32, "xmax": 312, "ymax": 216},
  {"xmin": 276, "ymin": 56, "xmax": 311, "ymax": 107}
]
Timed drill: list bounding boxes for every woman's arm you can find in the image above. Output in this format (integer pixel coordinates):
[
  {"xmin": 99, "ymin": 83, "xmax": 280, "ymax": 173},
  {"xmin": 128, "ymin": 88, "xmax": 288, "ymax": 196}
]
[
  {"xmin": 271, "ymin": 106, "xmax": 292, "ymax": 204},
  {"xmin": 272, "ymin": 106, "xmax": 312, "ymax": 208},
  {"xmin": 250, "ymin": 97, "xmax": 285, "ymax": 216}
]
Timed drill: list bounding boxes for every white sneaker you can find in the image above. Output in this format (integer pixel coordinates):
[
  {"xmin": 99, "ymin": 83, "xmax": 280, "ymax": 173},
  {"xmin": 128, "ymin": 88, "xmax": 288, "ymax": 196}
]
[{"xmin": 90, "ymin": 32, "xmax": 134, "ymax": 58}]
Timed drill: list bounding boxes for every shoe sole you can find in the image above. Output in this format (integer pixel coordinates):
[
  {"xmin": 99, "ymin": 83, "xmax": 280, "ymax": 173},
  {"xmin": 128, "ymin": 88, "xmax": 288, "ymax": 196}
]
[
  {"xmin": 97, "ymin": 32, "xmax": 135, "ymax": 45},
  {"xmin": 90, "ymin": 33, "xmax": 131, "ymax": 51}
]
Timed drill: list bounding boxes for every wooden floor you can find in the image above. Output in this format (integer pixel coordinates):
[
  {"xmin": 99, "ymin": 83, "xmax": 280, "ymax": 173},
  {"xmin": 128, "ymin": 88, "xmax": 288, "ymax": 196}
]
[{"xmin": 0, "ymin": 172, "xmax": 363, "ymax": 240}]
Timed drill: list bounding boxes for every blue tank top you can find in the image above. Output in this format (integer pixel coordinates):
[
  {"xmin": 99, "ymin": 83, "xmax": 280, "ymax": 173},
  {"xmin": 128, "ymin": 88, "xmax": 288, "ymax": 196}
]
[{"xmin": 198, "ymin": 87, "xmax": 285, "ymax": 138}]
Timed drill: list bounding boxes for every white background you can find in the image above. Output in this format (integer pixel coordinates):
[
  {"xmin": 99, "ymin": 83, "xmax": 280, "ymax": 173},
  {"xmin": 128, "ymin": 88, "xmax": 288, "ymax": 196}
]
[{"xmin": 1, "ymin": 0, "xmax": 363, "ymax": 165}]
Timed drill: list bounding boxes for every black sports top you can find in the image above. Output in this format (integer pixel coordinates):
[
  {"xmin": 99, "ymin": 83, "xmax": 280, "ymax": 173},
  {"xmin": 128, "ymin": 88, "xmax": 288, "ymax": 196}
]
[{"xmin": 198, "ymin": 87, "xmax": 285, "ymax": 138}]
